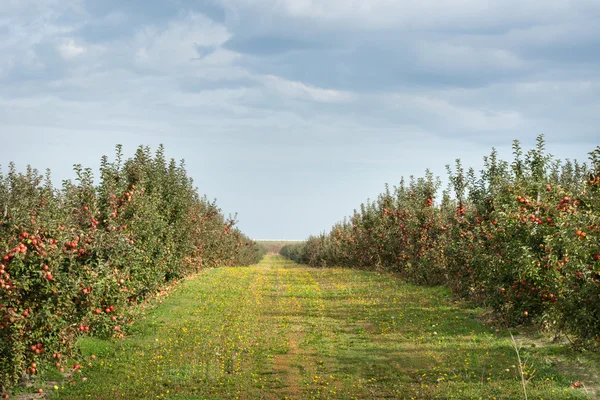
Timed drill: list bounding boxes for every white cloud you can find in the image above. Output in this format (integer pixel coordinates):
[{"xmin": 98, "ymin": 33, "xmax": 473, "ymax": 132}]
[
  {"xmin": 416, "ymin": 42, "xmax": 525, "ymax": 71},
  {"xmin": 388, "ymin": 93, "xmax": 525, "ymax": 132},
  {"xmin": 497, "ymin": 19, "xmax": 600, "ymax": 50},
  {"xmin": 0, "ymin": 0, "xmax": 85, "ymax": 78},
  {"xmin": 132, "ymin": 13, "xmax": 233, "ymax": 71},
  {"xmin": 262, "ymin": 75, "xmax": 354, "ymax": 103},
  {"xmin": 222, "ymin": 0, "xmax": 591, "ymax": 31},
  {"xmin": 58, "ymin": 39, "xmax": 86, "ymax": 59},
  {"xmin": 514, "ymin": 80, "xmax": 598, "ymax": 96}
]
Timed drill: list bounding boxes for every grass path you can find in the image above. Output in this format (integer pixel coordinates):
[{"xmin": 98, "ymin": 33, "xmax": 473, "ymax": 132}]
[{"xmin": 45, "ymin": 255, "xmax": 593, "ymax": 399}]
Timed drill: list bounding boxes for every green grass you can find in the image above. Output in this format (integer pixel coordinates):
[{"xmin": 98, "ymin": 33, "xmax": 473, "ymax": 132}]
[{"xmin": 26, "ymin": 255, "xmax": 596, "ymax": 399}]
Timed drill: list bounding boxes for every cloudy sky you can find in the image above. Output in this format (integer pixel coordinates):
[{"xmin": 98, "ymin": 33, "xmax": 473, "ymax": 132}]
[{"xmin": 0, "ymin": 0, "xmax": 599, "ymax": 239}]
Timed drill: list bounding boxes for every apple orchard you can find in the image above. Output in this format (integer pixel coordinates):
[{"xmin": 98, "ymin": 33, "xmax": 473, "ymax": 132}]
[
  {"xmin": 0, "ymin": 145, "xmax": 265, "ymax": 391},
  {"xmin": 281, "ymin": 137, "xmax": 600, "ymax": 347},
  {"xmin": 1, "ymin": 137, "xmax": 599, "ymax": 395}
]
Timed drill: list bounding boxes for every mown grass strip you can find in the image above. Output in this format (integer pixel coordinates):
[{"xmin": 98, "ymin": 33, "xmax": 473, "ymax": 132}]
[{"xmin": 39, "ymin": 255, "xmax": 594, "ymax": 399}]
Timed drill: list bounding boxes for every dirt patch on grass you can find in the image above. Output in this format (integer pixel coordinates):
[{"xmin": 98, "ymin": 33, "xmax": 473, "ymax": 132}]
[
  {"xmin": 554, "ymin": 358, "xmax": 600, "ymax": 398},
  {"xmin": 272, "ymin": 331, "xmax": 305, "ymax": 399},
  {"xmin": 508, "ymin": 330, "xmax": 600, "ymax": 399},
  {"xmin": 11, "ymin": 394, "xmax": 46, "ymax": 400}
]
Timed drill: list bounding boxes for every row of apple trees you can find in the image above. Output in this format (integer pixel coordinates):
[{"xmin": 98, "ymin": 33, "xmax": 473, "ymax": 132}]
[
  {"xmin": 281, "ymin": 136, "xmax": 599, "ymax": 347},
  {"xmin": 0, "ymin": 145, "xmax": 265, "ymax": 390}
]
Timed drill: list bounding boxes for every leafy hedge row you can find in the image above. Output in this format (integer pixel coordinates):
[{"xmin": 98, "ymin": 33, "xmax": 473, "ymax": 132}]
[
  {"xmin": 281, "ymin": 136, "xmax": 600, "ymax": 346},
  {"xmin": 0, "ymin": 145, "xmax": 264, "ymax": 390}
]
